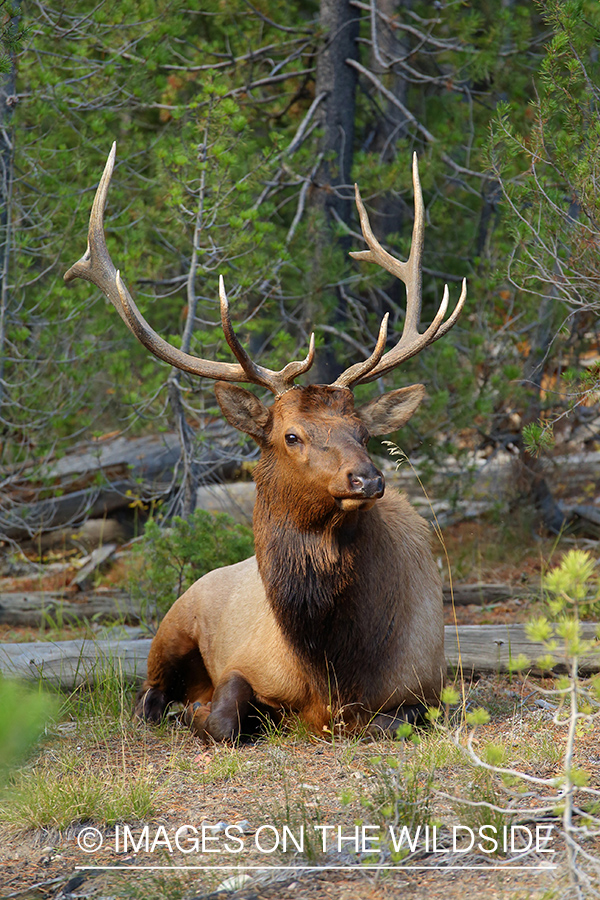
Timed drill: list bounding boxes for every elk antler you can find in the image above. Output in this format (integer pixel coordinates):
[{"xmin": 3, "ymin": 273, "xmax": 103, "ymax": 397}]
[
  {"xmin": 333, "ymin": 153, "xmax": 467, "ymax": 389},
  {"xmin": 64, "ymin": 143, "xmax": 315, "ymax": 396}
]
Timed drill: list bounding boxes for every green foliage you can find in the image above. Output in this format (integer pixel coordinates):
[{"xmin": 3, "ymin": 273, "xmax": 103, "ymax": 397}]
[
  {"xmin": 522, "ymin": 421, "xmax": 556, "ymax": 457},
  {"xmin": 488, "ymin": 0, "xmax": 600, "ymax": 451},
  {"xmin": 0, "ymin": 4, "xmax": 27, "ymax": 74},
  {"xmin": 544, "ymin": 548, "xmax": 599, "ymax": 612},
  {"xmin": 0, "ymin": 678, "xmax": 56, "ymax": 783},
  {"xmin": 3, "ymin": 754, "xmax": 158, "ymax": 829},
  {"xmin": 129, "ymin": 508, "xmax": 254, "ymax": 618},
  {"xmin": 458, "ymin": 544, "xmax": 600, "ymax": 888},
  {"xmin": 3, "ymin": 0, "xmax": 598, "ymax": 527},
  {"xmin": 361, "ymin": 752, "xmax": 434, "ymax": 860},
  {"xmin": 523, "ymin": 549, "xmax": 600, "ymax": 667},
  {"xmin": 465, "ymin": 707, "xmax": 490, "ymax": 727}
]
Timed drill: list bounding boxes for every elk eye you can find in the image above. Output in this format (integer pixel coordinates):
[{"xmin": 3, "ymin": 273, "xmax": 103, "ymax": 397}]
[{"xmin": 285, "ymin": 432, "xmax": 301, "ymax": 445}]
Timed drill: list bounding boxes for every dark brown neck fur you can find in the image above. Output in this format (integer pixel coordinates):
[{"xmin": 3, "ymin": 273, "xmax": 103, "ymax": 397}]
[{"xmin": 252, "ymin": 464, "xmax": 402, "ymax": 705}]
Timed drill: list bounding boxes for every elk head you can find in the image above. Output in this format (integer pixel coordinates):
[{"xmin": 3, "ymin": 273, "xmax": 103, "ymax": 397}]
[{"xmin": 65, "ymin": 145, "xmax": 466, "ymax": 522}]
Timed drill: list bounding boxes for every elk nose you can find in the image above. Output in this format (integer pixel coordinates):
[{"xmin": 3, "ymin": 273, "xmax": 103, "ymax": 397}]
[{"xmin": 348, "ymin": 471, "xmax": 385, "ymax": 498}]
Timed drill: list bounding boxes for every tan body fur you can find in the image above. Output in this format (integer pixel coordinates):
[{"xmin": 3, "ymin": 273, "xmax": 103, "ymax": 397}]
[{"xmin": 141, "ymin": 484, "xmax": 444, "ymax": 737}]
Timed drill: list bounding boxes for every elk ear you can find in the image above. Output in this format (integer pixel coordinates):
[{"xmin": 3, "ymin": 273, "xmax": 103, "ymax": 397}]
[
  {"xmin": 214, "ymin": 383, "xmax": 271, "ymax": 443},
  {"xmin": 356, "ymin": 384, "xmax": 425, "ymax": 437}
]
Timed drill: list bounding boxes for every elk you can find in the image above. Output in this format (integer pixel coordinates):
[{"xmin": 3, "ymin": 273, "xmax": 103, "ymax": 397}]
[{"xmin": 65, "ymin": 144, "xmax": 466, "ymax": 740}]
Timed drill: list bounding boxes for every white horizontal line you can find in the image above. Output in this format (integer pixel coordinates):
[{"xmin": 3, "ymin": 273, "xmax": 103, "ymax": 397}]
[{"xmin": 76, "ymin": 864, "xmax": 558, "ymax": 872}]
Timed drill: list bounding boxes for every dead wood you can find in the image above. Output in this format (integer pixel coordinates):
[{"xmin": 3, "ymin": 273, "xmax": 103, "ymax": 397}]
[
  {"xmin": 1, "ymin": 426, "xmax": 250, "ymax": 542},
  {"xmin": 0, "ymin": 637, "xmax": 152, "ymax": 689},
  {"xmin": 442, "ymin": 583, "xmax": 531, "ymax": 606},
  {"xmin": 1, "ymin": 480, "xmax": 139, "ymax": 542},
  {"xmin": 445, "ymin": 622, "xmax": 600, "ymax": 675},
  {"xmin": 0, "ymin": 581, "xmax": 530, "ymax": 630},
  {"xmin": 0, "ymin": 591, "xmax": 139, "ymax": 627},
  {"xmin": 71, "ymin": 543, "xmax": 118, "ymax": 591},
  {"xmin": 1, "ymin": 624, "xmax": 597, "ymax": 689}
]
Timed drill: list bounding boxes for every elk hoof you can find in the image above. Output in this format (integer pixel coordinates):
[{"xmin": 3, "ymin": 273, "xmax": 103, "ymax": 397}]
[{"xmin": 133, "ymin": 686, "xmax": 169, "ymax": 724}]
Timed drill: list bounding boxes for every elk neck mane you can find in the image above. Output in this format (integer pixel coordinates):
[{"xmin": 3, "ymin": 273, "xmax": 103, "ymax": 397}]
[{"xmin": 252, "ymin": 457, "xmax": 406, "ymax": 704}]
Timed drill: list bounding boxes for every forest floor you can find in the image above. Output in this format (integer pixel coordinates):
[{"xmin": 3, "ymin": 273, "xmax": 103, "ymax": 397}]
[
  {"xmin": 1, "ymin": 668, "xmax": 598, "ymax": 900},
  {"xmin": 0, "ymin": 515, "xmax": 598, "ymax": 900}
]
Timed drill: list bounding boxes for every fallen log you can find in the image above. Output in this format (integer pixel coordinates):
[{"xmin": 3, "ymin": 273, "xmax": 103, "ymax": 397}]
[
  {"xmin": 442, "ymin": 583, "xmax": 533, "ymax": 606},
  {"xmin": 72, "ymin": 543, "xmax": 118, "ymax": 591},
  {"xmin": 1, "ymin": 427, "xmax": 251, "ymax": 542},
  {"xmin": 1, "ymin": 480, "xmax": 140, "ymax": 542},
  {"xmin": 0, "ymin": 591, "xmax": 140, "ymax": 627},
  {"xmin": 445, "ymin": 622, "xmax": 600, "ymax": 675},
  {"xmin": 0, "ymin": 624, "xmax": 598, "ymax": 690},
  {"xmin": 0, "ymin": 637, "xmax": 152, "ymax": 688},
  {"xmin": 0, "ymin": 583, "xmax": 530, "ymax": 629}
]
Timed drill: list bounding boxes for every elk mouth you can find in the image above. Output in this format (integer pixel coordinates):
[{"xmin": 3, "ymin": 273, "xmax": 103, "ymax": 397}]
[
  {"xmin": 335, "ymin": 496, "xmax": 379, "ymax": 512},
  {"xmin": 332, "ymin": 472, "xmax": 385, "ymax": 511}
]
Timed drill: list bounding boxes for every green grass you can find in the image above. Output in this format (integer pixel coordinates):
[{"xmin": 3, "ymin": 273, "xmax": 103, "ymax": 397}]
[
  {"xmin": 174, "ymin": 744, "xmax": 248, "ymax": 783},
  {"xmin": 1, "ymin": 751, "xmax": 159, "ymax": 830}
]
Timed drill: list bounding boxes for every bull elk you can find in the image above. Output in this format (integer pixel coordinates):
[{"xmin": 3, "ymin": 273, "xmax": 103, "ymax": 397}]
[{"xmin": 65, "ymin": 144, "xmax": 466, "ymax": 740}]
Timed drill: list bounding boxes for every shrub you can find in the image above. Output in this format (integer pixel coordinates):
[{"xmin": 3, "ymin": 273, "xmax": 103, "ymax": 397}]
[
  {"xmin": 0, "ymin": 678, "xmax": 56, "ymax": 784},
  {"xmin": 129, "ymin": 508, "xmax": 254, "ymax": 619}
]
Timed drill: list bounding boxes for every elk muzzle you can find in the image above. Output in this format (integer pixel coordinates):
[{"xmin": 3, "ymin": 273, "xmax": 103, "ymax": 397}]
[{"xmin": 331, "ymin": 462, "xmax": 385, "ymax": 511}]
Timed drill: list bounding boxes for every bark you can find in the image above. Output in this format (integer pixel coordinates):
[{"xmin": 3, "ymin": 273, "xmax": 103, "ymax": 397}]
[
  {"xmin": 308, "ymin": 0, "xmax": 361, "ymax": 381},
  {"xmin": 444, "ymin": 623, "xmax": 600, "ymax": 676},
  {"xmin": 314, "ymin": 0, "xmax": 360, "ymax": 228},
  {"xmin": 0, "ymin": 9, "xmax": 18, "ymax": 415},
  {"xmin": 2, "ymin": 623, "xmax": 598, "ymax": 689},
  {"xmin": 517, "ymin": 288, "xmax": 569, "ymax": 534},
  {"xmin": 0, "ymin": 590, "xmax": 139, "ymax": 627},
  {"xmin": 0, "ymin": 637, "xmax": 152, "ymax": 689},
  {"xmin": 165, "ymin": 129, "xmax": 210, "ymax": 520},
  {"xmin": 365, "ymin": 0, "xmax": 411, "ymax": 235}
]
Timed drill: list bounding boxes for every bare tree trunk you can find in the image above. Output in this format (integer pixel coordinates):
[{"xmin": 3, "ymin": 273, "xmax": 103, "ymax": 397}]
[
  {"xmin": 314, "ymin": 0, "xmax": 360, "ymax": 229},
  {"xmin": 513, "ymin": 196, "xmax": 586, "ymax": 535},
  {"xmin": 0, "ymin": 10, "xmax": 18, "ymax": 418},
  {"xmin": 308, "ymin": 0, "xmax": 361, "ymax": 381},
  {"xmin": 166, "ymin": 128, "xmax": 212, "ymax": 520},
  {"xmin": 366, "ymin": 0, "xmax": 411, "ymax": 227},
  {"xmin": 362, "ymin": 0, "xmax": 412, "ymax": 319},
  {"xmin": 516, "ymin": 287, "xmax": 567, "ymax": 534}
]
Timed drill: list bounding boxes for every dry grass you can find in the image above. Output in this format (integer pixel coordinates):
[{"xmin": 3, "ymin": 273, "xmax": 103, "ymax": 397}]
[
  {"xmin": 1, "ymin": 523, "xmax": 597, "ymax": 898},
  {"xmin": 1, "ymin": 670, "xmax": 597, "ymax": 899}
]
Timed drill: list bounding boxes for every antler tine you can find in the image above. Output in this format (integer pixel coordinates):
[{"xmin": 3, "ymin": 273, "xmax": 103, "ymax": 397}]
[
  {"xmin": 332, "ymin": 314, "xmax": 388, "ymax": 390},
  {"xmin": 218, "ymin": 276, "xmax": 315, "ymax": 394},
  {"xmin": 334, "ymin": 153, "xmax": 466, "ymax": 386},
  {"xmin": 64, "ymin": 143, "xmax": 120, "ymax": 310},
  {"xmin": 65, "ymin": 143, "xmax": 316, "ymax": 394},
  {"xmin": 349, "ymin": 153, "xmax": 424, "ymax": 330}
]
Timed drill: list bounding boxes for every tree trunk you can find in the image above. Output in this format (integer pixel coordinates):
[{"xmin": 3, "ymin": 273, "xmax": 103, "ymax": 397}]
[
  {"xmin": 362, "ymin": 0, "xmax": 413, "ymax": 319},
  {"xmin": 516, "ymin": 289, "xmax": 568, "ymax": 534},
  {"xmin": 366, "ymin": 0, "xmax": 411, "ymax": 231},
  {"xmin": 314, "ymin": 0, "xmax": 360, "ymax": 229},
  {"xmin": 307, "ymin": 0, "xmax": 361, "ymax": 381},
  {"xmin": 0, "ymin": 9, "xmax": 18, "ymax": 417},
  {"xmin": 165, "ymin": 133, "xmax": 210, "ymax": 520}
]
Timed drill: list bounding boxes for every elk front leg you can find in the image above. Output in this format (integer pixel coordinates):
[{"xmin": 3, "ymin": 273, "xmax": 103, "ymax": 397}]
[
  {"xmin": 185, "ymin": 672, "xmax": 254, "ymax": 743},
  {"xmin": 134, "ymin": 626, "xmax": 213, "ymax": 725}
]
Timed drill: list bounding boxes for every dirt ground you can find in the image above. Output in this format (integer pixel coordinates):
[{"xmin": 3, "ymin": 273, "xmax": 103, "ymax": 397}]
[
  {"xmin": 1, "ymin": 670, "xmax": 598, "ymax": 900},
  {"xmin": 1, "ymin": 518, "xmax": 598, "ymax": 900},
  {"xmin": 0, "ymin": 865, "xmax": 560, "ymax": 900}
]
